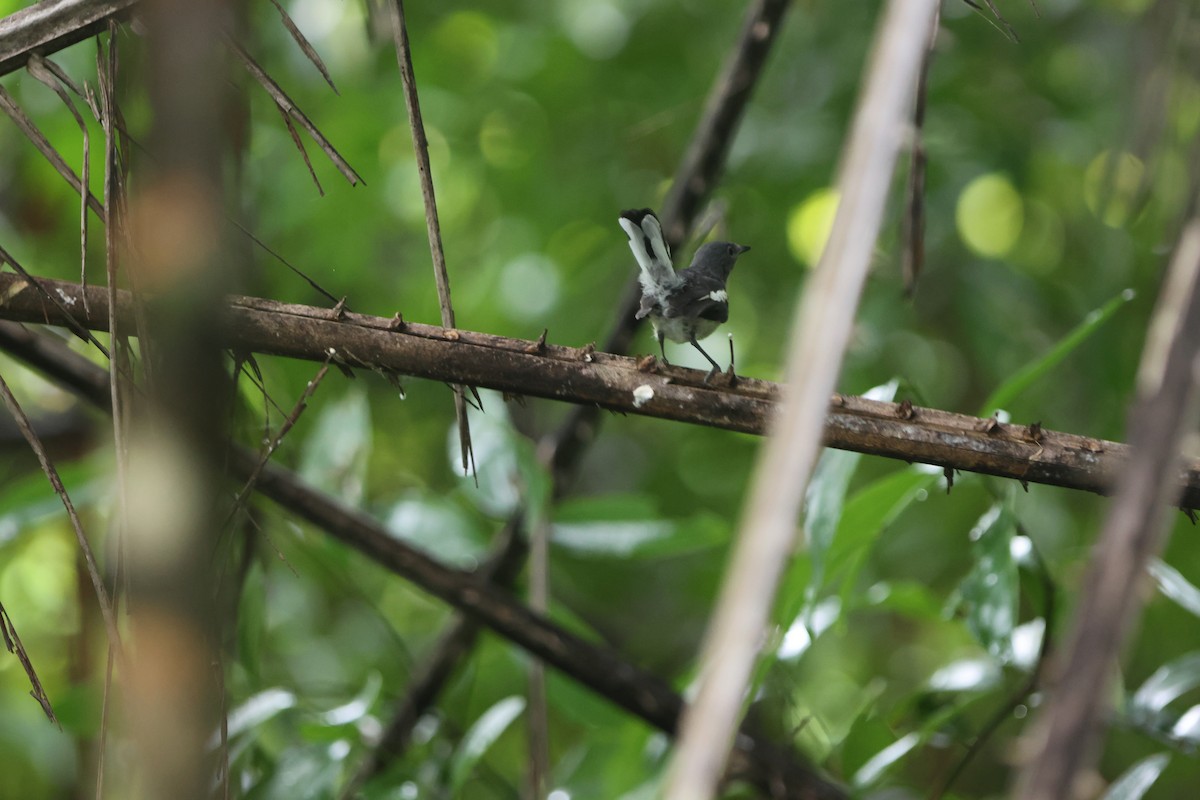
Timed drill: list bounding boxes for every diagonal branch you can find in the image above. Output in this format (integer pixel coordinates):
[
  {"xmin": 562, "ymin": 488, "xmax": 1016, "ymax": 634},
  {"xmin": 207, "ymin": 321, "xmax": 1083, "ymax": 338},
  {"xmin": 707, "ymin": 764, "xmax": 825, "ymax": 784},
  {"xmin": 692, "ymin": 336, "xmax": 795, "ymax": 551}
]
[{"xmin": 4, "ymin": 272, "xmax": 1200, "ymax": 509}]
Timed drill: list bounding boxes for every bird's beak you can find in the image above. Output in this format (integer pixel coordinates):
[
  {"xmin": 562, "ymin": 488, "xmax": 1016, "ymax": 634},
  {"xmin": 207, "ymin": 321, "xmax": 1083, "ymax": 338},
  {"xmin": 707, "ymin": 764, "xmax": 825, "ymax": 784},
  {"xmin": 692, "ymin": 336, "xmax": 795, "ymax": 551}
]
[{"xmin": 735, "ymin": 244, "xmax": 751, "ymax": 254}]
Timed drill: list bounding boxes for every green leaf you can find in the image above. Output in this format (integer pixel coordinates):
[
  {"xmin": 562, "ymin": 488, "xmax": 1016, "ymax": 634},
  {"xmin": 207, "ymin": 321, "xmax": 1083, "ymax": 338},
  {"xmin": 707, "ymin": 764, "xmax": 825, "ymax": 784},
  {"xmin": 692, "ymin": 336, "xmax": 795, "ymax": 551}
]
[
  {"xmin": 958, "ymin": 500, "xmax": 1019, "ymax": 662},
  {"xmin": 830, "ymin": 468, "xmax": 938, "ymax": 611},
  {"xmin": 551, "ymin": 513, "xmax": 725, "ymax": 558},
  {"xmin": 449, "ymin": 695, "xmax": 526, "ymax": 792},
  {"xmin": 979, "ymin": 288, "xmax": 1134, "ymax": 415},
  {"xmin": 1100, "ymin": 752, "xmax": 1170, "ymax": 800},
  {"xmin": 298, "ymin": 387, "xmax": 371, "ymax": 504},
  {"xmin": 852, "ymin": 731, "xmax": 920, "ymax": 788},
  {"xmin": 787, "ymin": 380, "xmax": 898, "ymax": 625},
  {"xmin": 1130, "ymin": 651, "xmax": 1200, "ymax": 721},
  {"xmin": 1148, "ymin": 558, "xmax": 1200, "ymax": 618},
  {"xmin": 384, "ymin": 494, "xmax": 486, "ymax": 568},
  {"xmin": 224, "ymin": 688, "xmax": 297, "ymax": 741}
]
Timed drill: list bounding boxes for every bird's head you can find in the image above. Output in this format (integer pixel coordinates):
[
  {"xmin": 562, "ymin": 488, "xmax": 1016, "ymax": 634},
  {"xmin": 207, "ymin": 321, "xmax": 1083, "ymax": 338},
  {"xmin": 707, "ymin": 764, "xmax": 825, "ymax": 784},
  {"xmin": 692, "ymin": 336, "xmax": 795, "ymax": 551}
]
[{"xmin": 694, "ymin": 241, "xmax": 751, "ymax": 279}]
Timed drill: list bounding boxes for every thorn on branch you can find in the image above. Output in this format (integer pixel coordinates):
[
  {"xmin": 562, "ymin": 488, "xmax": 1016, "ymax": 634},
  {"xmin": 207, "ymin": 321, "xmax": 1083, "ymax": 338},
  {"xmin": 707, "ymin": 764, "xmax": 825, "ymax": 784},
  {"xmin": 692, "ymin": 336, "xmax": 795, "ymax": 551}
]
[
  {"xmin": 524, "ymin": 328, "xmax": 548, "ymax": 354},
  {"xmin": 328, "ymin": 296, "xmax": 347, "ymax": 320},
  {"xmin": 944, "ymin": 466, "xmax": 955, "ymax": 494},
  {"xmin": 897, "ymin": 399, "xmax": 916, "ymax": 420},
  {"xmin": 579, "ymin": 342, "xmax": 595, "ymax": 362},
  {"xmin": 389, "ymin": 312, "xmax": 406, "ymax": 331}
]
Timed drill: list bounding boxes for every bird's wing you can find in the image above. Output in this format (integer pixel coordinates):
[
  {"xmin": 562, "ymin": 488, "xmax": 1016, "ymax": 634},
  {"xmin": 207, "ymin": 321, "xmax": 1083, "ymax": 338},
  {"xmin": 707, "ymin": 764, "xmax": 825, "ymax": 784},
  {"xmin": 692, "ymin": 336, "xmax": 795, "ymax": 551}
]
[
  {"xmin": 619, "ymin": 209, "xmax": 678, "ymax": 292},
  {"xmin": 665, "ymin": 273, "xmax": 729, "ymax": 323}
]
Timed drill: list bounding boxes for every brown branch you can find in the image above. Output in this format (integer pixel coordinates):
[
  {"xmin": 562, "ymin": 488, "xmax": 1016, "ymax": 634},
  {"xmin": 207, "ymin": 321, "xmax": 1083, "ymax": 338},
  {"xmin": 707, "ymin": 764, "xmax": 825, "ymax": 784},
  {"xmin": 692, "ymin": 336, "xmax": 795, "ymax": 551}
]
[
  {"xmin": 0, "ymin": 319, "xmax": 843, "ymax": 800},
  {"xmin": 1014, "ymin": 219, "xmax": 1200, "ymax": 799},
  {"xmin": 0, "ymin": 0, "xmax": 136, "ymax": 78},
  {"xmin": 3, "ymin": 272, "xmax": 1200, "ymax": 509}
]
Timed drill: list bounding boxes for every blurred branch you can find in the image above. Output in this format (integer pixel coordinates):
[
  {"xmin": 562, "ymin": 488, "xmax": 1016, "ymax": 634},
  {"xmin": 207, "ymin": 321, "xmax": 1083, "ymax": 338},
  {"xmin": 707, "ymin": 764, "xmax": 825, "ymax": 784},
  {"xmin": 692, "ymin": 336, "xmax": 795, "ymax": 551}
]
[
  {"xmin": 1014, "ymin": 218, "xmax": 1200, "ymax": 800},
  {"xmin": 0, "ymin": 0, "xmax": 135, "ymax": 78},
  {"xmin": 666, "ymin": 0, "xmax": 942, "ymax": 794},
  {"xmin": 0, "ymin": 319, "xmax": 844, "ymax": 800},
  {"xmin": 5, "ymin": 272, "xmax": 1200, "ymax": 508}
]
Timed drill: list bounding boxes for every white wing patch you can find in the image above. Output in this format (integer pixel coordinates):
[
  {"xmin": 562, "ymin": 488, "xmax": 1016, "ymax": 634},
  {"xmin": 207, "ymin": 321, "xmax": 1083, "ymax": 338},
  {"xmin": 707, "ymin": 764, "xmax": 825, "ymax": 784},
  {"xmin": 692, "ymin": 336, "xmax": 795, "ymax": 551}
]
[{"xmin": 708, "ymin": 289, "xmax": 728, "ymax": 302}]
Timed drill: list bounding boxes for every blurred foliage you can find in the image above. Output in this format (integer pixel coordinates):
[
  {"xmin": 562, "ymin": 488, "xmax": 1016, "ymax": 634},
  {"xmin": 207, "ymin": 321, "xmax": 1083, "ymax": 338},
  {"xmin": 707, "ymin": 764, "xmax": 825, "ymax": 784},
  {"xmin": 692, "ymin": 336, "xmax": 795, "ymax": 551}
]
[{"xmin": 2, "ymin": 0, "xmax": 1200, "ymax": 797}]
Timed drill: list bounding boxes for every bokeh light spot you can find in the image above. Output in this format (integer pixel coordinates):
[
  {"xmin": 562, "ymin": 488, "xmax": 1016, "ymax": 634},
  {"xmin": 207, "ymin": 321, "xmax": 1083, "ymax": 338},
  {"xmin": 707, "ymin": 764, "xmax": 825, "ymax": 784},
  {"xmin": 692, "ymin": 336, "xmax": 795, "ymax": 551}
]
[
  {"xmin": 786, "ymin": 188, "xmax": 839, "ymax": 267},
  {"xmin": 500, "ymin": 253, "xmax": 560, "ymax": 319},
  {"xmin": 1083, "ymin": 150, "xmax": 1144, "ymax": 228},
  {"xmin": 956, "ymin": 173, "xmax": 1023, "ymax": 258}
]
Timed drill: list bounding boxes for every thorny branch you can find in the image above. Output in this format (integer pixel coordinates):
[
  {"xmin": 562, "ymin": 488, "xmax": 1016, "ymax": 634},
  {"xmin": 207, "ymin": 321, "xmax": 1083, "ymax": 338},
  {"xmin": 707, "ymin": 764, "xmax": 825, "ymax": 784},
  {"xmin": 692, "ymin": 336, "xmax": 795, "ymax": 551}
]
[{"xmin": 3, "ymin": 273, "xmax": 1200, "ymax": 509}]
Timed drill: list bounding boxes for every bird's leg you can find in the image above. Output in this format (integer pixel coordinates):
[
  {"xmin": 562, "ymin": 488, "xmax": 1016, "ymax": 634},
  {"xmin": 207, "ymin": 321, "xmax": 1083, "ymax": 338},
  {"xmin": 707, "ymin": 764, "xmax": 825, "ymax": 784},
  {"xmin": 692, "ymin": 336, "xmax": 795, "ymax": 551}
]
[
  {"xmin": 657, "ymin": 330, "xmax": 670, "ymax": 366},
  {"xmin": 688, "ymin": 336, "xmax": 722, "ymax": 384}
]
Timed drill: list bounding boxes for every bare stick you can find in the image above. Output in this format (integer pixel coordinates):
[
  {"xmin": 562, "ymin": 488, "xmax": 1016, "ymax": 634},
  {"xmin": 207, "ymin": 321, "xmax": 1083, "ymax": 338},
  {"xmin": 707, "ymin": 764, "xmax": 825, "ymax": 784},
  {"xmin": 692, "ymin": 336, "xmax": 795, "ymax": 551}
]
[
  {"xmin": 385, "ymin": 0, "xmax": 474, "ymax": 476},
  {"xmin": 1013, "ymin": 218, "xmax": 1200, "ymax": 799},
  {"xmin": 664, "ymin": 1, "xmax": 941, "ymax": 796}
]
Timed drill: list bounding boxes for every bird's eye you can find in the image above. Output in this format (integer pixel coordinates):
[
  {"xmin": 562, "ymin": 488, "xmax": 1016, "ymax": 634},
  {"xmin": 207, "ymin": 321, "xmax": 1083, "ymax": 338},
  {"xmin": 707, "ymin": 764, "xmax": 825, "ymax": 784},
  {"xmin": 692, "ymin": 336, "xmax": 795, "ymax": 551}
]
[{"xmin": 727, "ymin": 245, "xmax": 736, "ymax": 255}]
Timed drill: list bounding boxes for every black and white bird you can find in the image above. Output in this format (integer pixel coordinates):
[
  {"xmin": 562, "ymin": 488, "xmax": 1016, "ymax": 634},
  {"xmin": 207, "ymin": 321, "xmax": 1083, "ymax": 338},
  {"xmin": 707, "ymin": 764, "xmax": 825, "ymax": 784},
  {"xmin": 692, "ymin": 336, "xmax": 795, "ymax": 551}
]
[{"xmin": 619, "ymin": 208, "xmax": 750, "ymax": 381}]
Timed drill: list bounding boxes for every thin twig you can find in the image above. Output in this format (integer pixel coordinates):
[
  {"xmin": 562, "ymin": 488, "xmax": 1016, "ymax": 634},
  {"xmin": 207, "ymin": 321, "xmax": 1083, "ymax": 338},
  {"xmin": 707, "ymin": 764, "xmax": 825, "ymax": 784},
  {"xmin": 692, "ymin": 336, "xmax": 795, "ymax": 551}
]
[
  {"xmin": 225, "ymin": 358, "xmax": 331, "ymax": 526},
  {"xmin": 0, "ymin": 372, "xmax": 126, "ymax": 671},
  {"xmin": 385, "ymin": 0, "xmax": 474, "ymax": 478},
  {"xmin": 664, "ymin": 1, "xmax": 941, "ymax": 796},
  {"xmin": 227, "ymin": 36, "xmax": 364, "ymax": 186},
  {"xmin": 0, "ymin": 601, "xmax": 58, "ymax": 725},
  {"xmin": 902, "ymin": 9, "xmax": 939, "ymax": 297},
  {"xmin": 267, "ymin": 0, "xmax": 337, "ymax": 94},
  {"xmin": 0, "ymin": 83, "xmax": 106, "ymax": 220},
  {"xmin": 25, "ymin": 54, "xmax": 94, "ymax": 311},
  {"xmin": 527, "ymin": 512, "xmax": 551, "ymax": 800}
]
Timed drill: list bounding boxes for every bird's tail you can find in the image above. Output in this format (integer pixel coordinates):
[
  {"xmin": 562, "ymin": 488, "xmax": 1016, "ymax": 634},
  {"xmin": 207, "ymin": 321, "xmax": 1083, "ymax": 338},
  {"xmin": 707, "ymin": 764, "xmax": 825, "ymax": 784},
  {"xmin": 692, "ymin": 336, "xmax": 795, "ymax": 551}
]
[{"xmin": 619, "ymin": 208, "xmax": 676, "ymax": 290}]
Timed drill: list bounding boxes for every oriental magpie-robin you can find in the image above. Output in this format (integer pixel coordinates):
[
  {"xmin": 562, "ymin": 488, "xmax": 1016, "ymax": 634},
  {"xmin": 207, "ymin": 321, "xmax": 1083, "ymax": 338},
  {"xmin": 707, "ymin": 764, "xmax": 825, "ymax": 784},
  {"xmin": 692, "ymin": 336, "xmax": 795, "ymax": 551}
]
[{"xmin": 619, "ymin": 208, "xmax": 750, "ymax": 381}]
